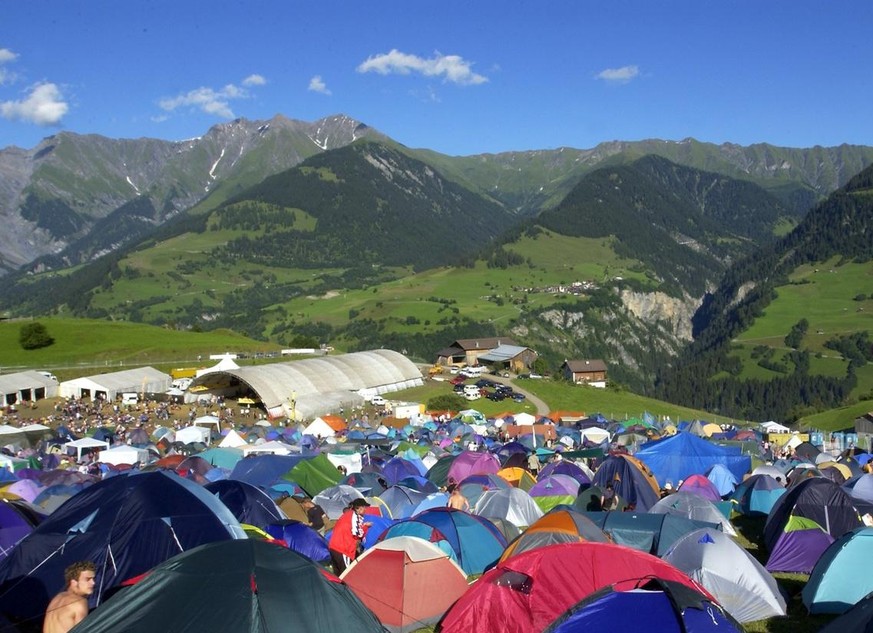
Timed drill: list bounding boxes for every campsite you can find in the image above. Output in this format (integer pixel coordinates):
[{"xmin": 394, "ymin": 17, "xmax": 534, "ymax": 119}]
[{"xmin": 0, "ymin": 358, "xmax": 868, "ymax": 632}]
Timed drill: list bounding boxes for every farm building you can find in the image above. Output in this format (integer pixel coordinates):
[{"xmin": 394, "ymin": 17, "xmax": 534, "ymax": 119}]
[
  {"xmin": 186, "ymin": 349, "xmax": 423, "ymax": 421},
  {"xmin": 59, "ymin": 367, "xmax": 172, "ymax": 401},
  {"xmin": 476, "ymin": 344, "xmax": 538, "ymax": 374},
  {"xmin": 435, "ymin": 337, "xmax": 519, "ymax": 368},
  {"xmin": 0, "ymin": 371, "xmax": 59, "ymax": 406},
  {"xmin": 561, "ymin": 359, "xmax": 608, "ymax": 387}
]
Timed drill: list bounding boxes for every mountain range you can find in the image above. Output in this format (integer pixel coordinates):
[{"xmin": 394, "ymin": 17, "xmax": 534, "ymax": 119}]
[{"xmin": 2, "ymin": 113, "xmax": 873, "ymax": 421}]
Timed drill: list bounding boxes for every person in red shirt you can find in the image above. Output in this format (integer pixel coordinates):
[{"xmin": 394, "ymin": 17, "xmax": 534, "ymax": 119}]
[{"xmin": 328, "ymin": 498, "xmax": 371, "ymax": 575}]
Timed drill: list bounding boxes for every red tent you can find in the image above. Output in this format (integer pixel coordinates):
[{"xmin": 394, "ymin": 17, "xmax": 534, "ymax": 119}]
[
  {"xmin": 440, "ymin": 542, "xmax": 712, "ymax": 633},
  {"xmin": 341, "ymin": 536, "xmax": 469, "ymax": 633}
]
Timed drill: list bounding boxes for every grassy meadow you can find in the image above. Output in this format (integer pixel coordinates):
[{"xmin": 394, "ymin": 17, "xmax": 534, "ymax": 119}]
[{"xmin": 0, "ymin": 318, "xmax": 279, "ymax": 379}]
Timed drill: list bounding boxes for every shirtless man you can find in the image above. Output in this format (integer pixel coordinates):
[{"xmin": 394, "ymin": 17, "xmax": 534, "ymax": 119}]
[
  {"xmin": 446, "ymin": 484, "xmax": 470, "ymax": 512},
  {"xmin": 43, "ymin": 561, "xmax": 96, "ymax": 633}
]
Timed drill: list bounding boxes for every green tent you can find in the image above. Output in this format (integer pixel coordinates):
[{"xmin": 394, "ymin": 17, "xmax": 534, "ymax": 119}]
[
  {"xmin": 284, "ymin": 453, "xmax": 342, "ymax": 496},
  {"xmin": 426, "ymin": 454, "xmax": 458, "ymax": 488},
  {"xmin": 70, "ymin": 539, "xmax": 386, "ymax": 633}
]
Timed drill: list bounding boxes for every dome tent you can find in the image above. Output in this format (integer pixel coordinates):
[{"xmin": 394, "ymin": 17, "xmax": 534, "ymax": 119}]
[
  {"xmin": 69, "ymin": 539, "xmax": 385, "ymax": 633},
  {"xmin": 0, "ymin": 471, "xmax": 245, "ymax": 629}
]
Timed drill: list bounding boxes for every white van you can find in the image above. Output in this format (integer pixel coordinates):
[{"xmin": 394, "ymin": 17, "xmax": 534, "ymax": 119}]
[
  {"xmin": 462, "ymin": 366, "xmax": 487, "ymax": 378},
  {"xmin": 371, "ymin": 395, "xmax": 386, "ymax": 407},
  {"xmin": 121, "ymin": 393, "xmax": 139, "ymax": 406}
]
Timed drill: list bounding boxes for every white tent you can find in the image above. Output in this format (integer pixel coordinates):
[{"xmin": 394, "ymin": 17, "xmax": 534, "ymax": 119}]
[
  {"xmin": 514, "ymin": 412, "xmax": 536, "ymax": 426},
  {"xmin": 193, "ymin": 415, "xmax": 221, "ymax": 436},
  {"xmin": 195, "ymin": 355, "xmax": 240, "ymax": 378},
  {"xmin": 174, "ymin": 426, "xmax": 211, "ymax": 445},
  {"xmin": 761, "ymin": 421, "xmax": 791, "ymax": 434},
  {"xmin": 325, "ymin": 451, "xmax": 362, "ymax": 474},
  {"xmin": 303, "ymin": 418, "xmax": 336, "ymax": 438},
  {"xmin": 59, "ymin": 366, "xmax": 171, "ymax": 401},
  {"xmin": 219, "ymin": 429, "xmax": 248, "ymax": 448},
  {"xmin": 99, "ymin": 445, "xmax": 149, "ymax": 466},
  {"xmin": 650, "ymin": 491, "xmax": 737, "ymax": 536},
  {"xmin": 664, "ymin": 527, "xmax": 787, "ymax": 623},
  {"xmin": 0, "ymin": 371, "xmax": 58, "ymax": 405},
  {"xmin": 580, "ymin": 427, "xmax": 610, "ymax": 444},
  {"xmin": 65, "ymin": 437, "xmax": 110, "ymax": 461},
  {"xmin": 473, "ymin": 488, "xmax": 543, "ymax": 529},
  {"xmin": 0, "ymin": 425, "xmax": 29, "ymax": 448},
  {"xmin": 241, "ymin": 440, "xmax": 296, "ymax": 456}
]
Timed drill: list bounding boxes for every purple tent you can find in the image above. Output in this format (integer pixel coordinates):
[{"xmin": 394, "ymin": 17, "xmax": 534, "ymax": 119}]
[
  {"xmin": 5, "ymin": 479, "xmax": 44, "ymax": 503},
  {"xmin": 766, "ymin": 516, "xmax": 836, "ymax": 573},
  {"xmin": 538, "ymin": 461, "xmax": 592, "ymax": 486},
  {"xmin": 381, "ymin": 458, "xmax": 422, "ymax": 485},
  {"xmin": 0, "ymin": 502, "xmax": 39, "ymax": 560},
  {"xmin": 447, "ymin": 451, "xmax": 500, "ymax": 485},
  {"xmin": 529, "ymin": 475, "xmax": 581, "ymax": 498},
  {"xmin": 678, "ymin": 474, "xmax": 722, "ymax": 502}
]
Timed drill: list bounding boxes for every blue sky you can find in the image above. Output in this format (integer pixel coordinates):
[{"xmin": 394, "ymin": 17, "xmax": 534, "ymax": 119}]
[{"xmin": 2, "ymin": 1, "xmax": 871, "ymax": 156}]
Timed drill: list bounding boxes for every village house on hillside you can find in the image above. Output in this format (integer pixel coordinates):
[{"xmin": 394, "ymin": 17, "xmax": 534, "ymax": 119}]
[
  {"xmin": 476, "ymin": 344, "xmax": 538, "ymax": 374},
  {"xmin": 561, "ymin": 359, "xmax": 608, "ymax": 388},
  {"xmin": 435, "ymin": 337, "xmax": 520, "ymax": 368}
]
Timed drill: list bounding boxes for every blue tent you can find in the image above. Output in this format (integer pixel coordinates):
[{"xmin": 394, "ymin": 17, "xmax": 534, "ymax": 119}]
[
  {"xmin": 591, "ymin": 455, "xmax": 660, "ymax": 512},
  {"xmin": 730, "ymin": 474, "xmax": 786, "ymax": 517},
  {"xmin": 803, "ymin": 527, "xmax": 873, "ymax": 614},
  {"xmin": 265, "ymin": 520, "xmax": 330, "ymax": 563},
  {"xmin": 0, "ymin": 471, "xmax": 245, "ymax": 629},
  {"xmin": 228, "ymin": 454, "xmax": 310, "ymax": 488},
  {"xmin": 705, "ymin": 463, "xmax": 739, "ymax": 497},
  {"xmin": 545, "ymin": 579, "xmax": 741, "ymax": 633},
  {"xmin": 204, "ymin": 479, "xmax": 285, "ymax": 531},
  {"xmin": 379, "ymin": 508, "xmax": 506, "ymax": 575},
  {"xmin": 635, "ymin": 432, "xmax": 750, "ymax": 487}
]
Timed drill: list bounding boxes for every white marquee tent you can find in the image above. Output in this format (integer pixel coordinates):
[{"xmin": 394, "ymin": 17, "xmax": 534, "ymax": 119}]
[
  {"xmin": 0, "ymin": 371, "xmax": 58, "ymax": 406},
  {"xmin": 59, "ymin": 367, "xmax": 171, "ymax": 401}
]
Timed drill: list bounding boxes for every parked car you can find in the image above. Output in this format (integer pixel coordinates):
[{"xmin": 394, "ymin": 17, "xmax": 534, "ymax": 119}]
[
  {"xmin": 453, "ymin": 384, "xmax": 466, "ymax": 393},
  {"xmin": 371, "ymin": 395, "xmax": 386, "ymax": 407},
  {"xmin": 511, "ymin": 393, "xmax": 526, "ymax": 402},
  {"xmin": 486, "ymin": 391, "xmax": 505, "ymax": 402}
]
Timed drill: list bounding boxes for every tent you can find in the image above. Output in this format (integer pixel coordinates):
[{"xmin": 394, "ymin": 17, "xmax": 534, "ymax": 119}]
[
  {"xmin": 264, "ymin": 520, "xmax": 330, "ymax": 563},
  {"xmin": 313, "ymin": 485, "xmax": 367, "ymax": 520},
  {"xmin": 580, "ymin": 511, "xmax": 721, "ymax": 557},
  {"xmin": 69, "ymin": 539, "xmax": 385, "ymax": 633},
  {"xmin": 537, "ymin": 460, "xmax": 592, "ymax": 486},
  {"xmin": 803, "ymin": 527, "xmax": 873, "ymax": 614},
  {"xmin": 64, "ymin": 437, "xmax": 110, "ymax": 461},
  {"xmin": 59, "ymin": 366, "xmax": 171, "ymax": 401},
  {"xmin": 650, "ymin": 491, "xmax": 736, "ymax": 536},
  {"xmin": 819, "ymin": 591, "xmax": 873, "ymax": 633},
  {"xmin": 204, "ymin": 480, "xmax": 284, "ymax": 531},
  {"xmin": 591, "ymin": 454, "xmax": 661, "ymax": 511},
  {"xmin": 173, "ymin": 426, "xmax": 212, "ymax": 445},
  {"xmin": 473, "ymin": 487, "xmax": 543, "ymax": 529},
  {"xmin": 219, "ymin": 429, "xmax": 248, "ymax": 448},
  {"xmin": 98, "ymin": 445, "xmax": 149, "ymax": 466},
  {"xmin": 0, "ymin": 471, "xmax": 245, "ymax": 628},
  {"xmin": 544, "ymin": 579, "xmax": 741, "ymax": 633},
  {"xmin": 378, "ymin": 486, "xmax": 430, "ymax": 520},
  {"xmin": 0, "ymin": 500, "xmax": 41, "ymax": 561},
  {"xmin": 340, "ymin": 536, "xmax": 469, "ymax": 633},
  {"xmin": 378, "ymin": 508, "xmax": 506, "ymax": 576},
  {"xmin": 677, "ymin": 474, "xmax": 722, "ymax": 502},
  {"xmin": 528, "ymin": 475, "xmax": 580, "ymax": 513},
  {"xmin": 446, "ymin": 451, "xmax": 500, "ymax": 485},
  {"xmin": 764, "ymin": 477, "xmax": 862, "ymax": 556},
  {"xmin": 663, "ymin": 527, "xmax": 787, "ymax": 623},
  {"xmin": 730, "ymin": 474, "xmax": 786, "ymax": 517},
  {"xmin": 634, "ymin": 432, "xmax": 751, "ymax": 488},
  {"xmin": 0, "ymin": 371, "xmax": 58, "ymax": 406},
  {"xmin": 286, "ymin": 454, "xmax": 343, "ymax": 497},
  {"xmin": 440, "ymin": 542, "xmax": 715, "ymax": 633},
  {"xmin": 766, "ymin": 515, "xmax": 836, "ymax": 574},
  {"xmin": 500, "ymin": 509, "xmax": 610, "ymax": 561}
]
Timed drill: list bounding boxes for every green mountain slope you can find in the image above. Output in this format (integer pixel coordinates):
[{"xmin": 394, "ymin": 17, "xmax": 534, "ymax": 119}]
[
  {"xmin": 535, "ymin": 155, "xmax": 793, "ymax": 296},
  {"xmin": 656, "ymin": 163, "xmax": 873, "ymax": 420}
]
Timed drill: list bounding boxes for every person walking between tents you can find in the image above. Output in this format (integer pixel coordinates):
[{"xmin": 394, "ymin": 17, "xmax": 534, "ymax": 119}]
[
  {"xmin": 43, "ymin": 561, "xmax": 96, "ymax": 633},
  {"xmin": 329, "ymin": 499, "xmax": 371, "ymax": 575}
]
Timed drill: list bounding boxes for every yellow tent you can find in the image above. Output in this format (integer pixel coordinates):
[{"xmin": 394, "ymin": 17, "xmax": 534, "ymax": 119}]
[{"xmin": 497, "ymin": 467, "xmax": 537, "ymax": 491}]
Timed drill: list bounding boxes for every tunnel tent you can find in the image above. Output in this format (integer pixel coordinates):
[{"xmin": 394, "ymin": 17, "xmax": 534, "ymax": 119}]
[
  {"xmin": 187, "ymin": 350, "xmax": 424, "ymax": 420},
  {"xmin": 0, "ymin": 371, "xmax": 58, "ymax": 406},
  {"xmin": 59, "ymin": 367, "xmax": 171, "ymax": 401}
]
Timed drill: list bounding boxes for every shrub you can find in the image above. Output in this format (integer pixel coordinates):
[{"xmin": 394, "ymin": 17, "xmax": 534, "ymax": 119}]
[{"xmin": 19, "ymin": 322, "xmax": 54, "ymax": 350}]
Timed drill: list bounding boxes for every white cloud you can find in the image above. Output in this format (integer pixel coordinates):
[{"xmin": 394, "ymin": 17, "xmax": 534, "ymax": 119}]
[
  {"xmin": 596, "ymin": 65, "xmax": 640, "ymax": 83},
  {"xmin": 357, "ymin": 49, "xmax": 488, "ymax": 85},
  {"xmin": 308, "ymin": 75, "xmax": 331, "ymax": 95},
  {"xmin": 242, "ymin": 74, "xmax": 266, "ymax": 86},
  {"xmin": 1, "ymin": 82, "xmax": 68, "ymax": 125},
  {"xmin": 0, "ymin": 48, "xmax": 19, "ymax": 85},
  {"xmin": 159, "ymin": 78, "xmax": 261, "ymax": 119}
]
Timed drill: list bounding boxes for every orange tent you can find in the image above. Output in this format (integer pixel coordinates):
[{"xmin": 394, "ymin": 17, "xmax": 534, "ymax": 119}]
[
  {"xmin": 320, "ymin": 415, "xmax": 347, "ymax": 432},
  {"xmin": 497, "ymin": 467, "xmax": 537, "ymax": 491},
  {"xmin": 500, "ymin": 509, "xmax": 611, "ymax": 561}
]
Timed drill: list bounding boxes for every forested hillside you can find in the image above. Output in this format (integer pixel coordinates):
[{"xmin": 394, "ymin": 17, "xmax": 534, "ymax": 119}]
[{"xmin": 656, "ymin": 163, "xmax": 873, "ymax": 420}]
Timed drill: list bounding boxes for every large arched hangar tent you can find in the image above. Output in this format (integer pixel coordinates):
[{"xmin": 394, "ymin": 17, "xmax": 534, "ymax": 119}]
[{"xmin": 187, "ymin": 350, "xmax": 423, "ymax": 420}]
